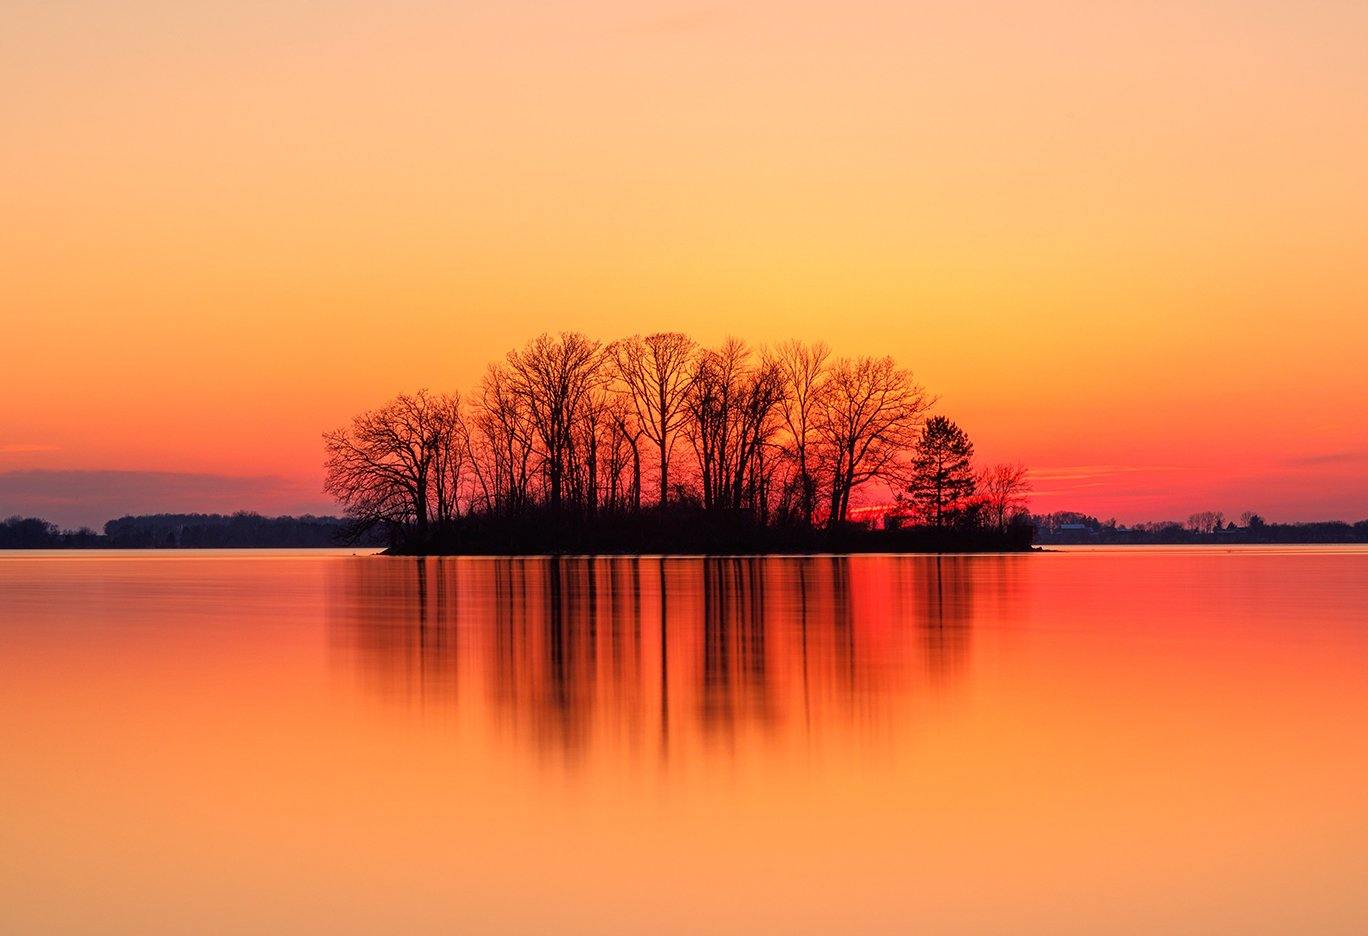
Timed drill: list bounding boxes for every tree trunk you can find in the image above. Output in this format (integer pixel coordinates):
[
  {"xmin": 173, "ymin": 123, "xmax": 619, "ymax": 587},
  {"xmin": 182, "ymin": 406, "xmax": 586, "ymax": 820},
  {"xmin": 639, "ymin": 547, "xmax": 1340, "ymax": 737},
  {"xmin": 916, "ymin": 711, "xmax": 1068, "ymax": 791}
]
[
  {"xmin": 632, "ymin": 442, "xmax": 642, "ymax": 512},
  {"xmin": 658, "ymin": 437, "xmax": 668, "ymax": 505}
]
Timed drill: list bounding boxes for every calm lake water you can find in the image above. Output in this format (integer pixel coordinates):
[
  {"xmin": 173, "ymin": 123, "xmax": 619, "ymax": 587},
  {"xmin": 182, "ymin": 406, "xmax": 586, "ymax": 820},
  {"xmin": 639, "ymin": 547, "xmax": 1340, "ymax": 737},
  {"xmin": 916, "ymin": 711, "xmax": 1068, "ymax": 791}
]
[{"xmin": 3, "ymin": 548, "xmax": 1367, "ymax": 934}]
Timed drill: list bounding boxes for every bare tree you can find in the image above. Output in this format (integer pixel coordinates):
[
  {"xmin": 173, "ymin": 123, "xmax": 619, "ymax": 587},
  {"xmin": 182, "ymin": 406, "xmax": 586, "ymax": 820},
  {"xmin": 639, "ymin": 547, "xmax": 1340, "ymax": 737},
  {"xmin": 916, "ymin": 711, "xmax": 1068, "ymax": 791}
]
[
  {"xmin": 323, "ymin": 390, "xmax": 466, "ymax": 544},
  {"xmin": 816, "ymin": 355, "xmax": 928, "ymax": 525},
  {"xmin": 429, "ymin": 393, "xmax": 471, "ymax": 527},
  {"xmin": 594, "ymin": 395, "xmax": 638, "ymax": 511},
  {"xmin": 609, "ymin": 332, "xmax": 697, "ymax": 506},
  {"xmin": 770, "ymin": 340, "xmax": 830, "ymax": 526},
  {"xmin": 323, "ymin": 330, "xmax": 1034, "ymax": 552},
  {"xmin": 977, "ymin": 462, "xmax": 1030, "ymax": 531},
  {"xmin": 686, "ymin": 339, "xmax": 785, "ymax": 514},
  {"xmin": 570, "ymin": 380, "xmax": 626, "ymax": 513},
  {"xmin": 471, "ymin": 363, "xmax": 537, "ymax": 514},
  {"xmin": 610, "ymin": 397, "xmax": 644, "ymax": 511},
  {"xmin": 503, "ymin": 332, "xmax": 604, "ymax": 510},
  {"xmin": 1187, "ymin": 511, "xmax": 1225, "ymax": 534}
]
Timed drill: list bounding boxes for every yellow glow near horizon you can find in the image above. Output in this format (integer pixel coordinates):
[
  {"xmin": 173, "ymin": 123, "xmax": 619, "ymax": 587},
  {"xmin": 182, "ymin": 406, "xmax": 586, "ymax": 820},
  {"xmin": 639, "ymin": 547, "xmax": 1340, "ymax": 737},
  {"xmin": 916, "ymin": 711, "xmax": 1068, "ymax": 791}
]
[{"xmin": 3, "ymin": 1, "xmax": 1367, "ymax": 522}]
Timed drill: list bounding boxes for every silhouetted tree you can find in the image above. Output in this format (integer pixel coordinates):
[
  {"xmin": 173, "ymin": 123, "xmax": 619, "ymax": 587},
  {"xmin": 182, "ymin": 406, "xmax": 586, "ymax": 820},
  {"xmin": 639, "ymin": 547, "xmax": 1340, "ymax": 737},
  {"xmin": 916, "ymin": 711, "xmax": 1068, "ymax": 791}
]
[
  {"xmin": 685, "ymin": 339, "xmax": 784, "ymax": 514},
  {"xmin": 1186, "ymin": 510, "xmax": 1224, "ymax": 535},
  {"xmin": 977, "ymin": 462, "xmax": 1031, "ymax": 531},
  {"xmin": 471, "ymin": 363, "xmax": 537, "ymax": 514},
  {"xmin": 608, "ymin": 396, "xmax": 644, "ymax": 511},
  {"xmin": 771, "ymin": 339, "xmax": 830, "ymax": 526},
  {"xmin": 817, "ymin": 356, "xmax": 928, "ymax": 525},
  {"xmin": 503, "ymin": 332, "xmax": 604, "ymax": 511},
  {"xmin": 610, "ymin": 332, "xmax": 697, "ymax": 506},
  {"xmin": 321, "ymin": 331, "xmax": 1043, "ymax": 552},
  {"xmin": 0, "ymin": 516, "xmax": 61, "ymax": 547},
  {"xmin": 906, "ymin": 416, "xmax": 976, "ymax": 528},
  {"xmin": 322, "ymin": 389, "xmax": 467, "ymax": 545}
]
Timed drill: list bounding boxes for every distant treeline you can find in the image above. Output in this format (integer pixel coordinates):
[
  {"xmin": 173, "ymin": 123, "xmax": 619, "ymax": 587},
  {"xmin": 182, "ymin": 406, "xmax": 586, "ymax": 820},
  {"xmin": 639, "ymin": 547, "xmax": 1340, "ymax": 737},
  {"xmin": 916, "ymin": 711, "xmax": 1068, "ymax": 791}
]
[
  {"xmin": 0, "ymin": 513, "xmax": 385, "ymax": 549},
  {"xmin": 1034, "ymin": 511, "xmax": 1368, "ymax": 545},
  {"xmin": 324, "ymin": 331, "xmax": 1034, "ymax": 554}
]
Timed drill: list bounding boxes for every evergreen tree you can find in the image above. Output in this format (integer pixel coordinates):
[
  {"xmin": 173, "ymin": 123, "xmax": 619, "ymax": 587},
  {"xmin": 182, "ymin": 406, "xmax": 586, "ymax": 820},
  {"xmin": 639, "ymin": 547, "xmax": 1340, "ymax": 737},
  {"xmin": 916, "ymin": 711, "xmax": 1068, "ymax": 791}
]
[{"xmin": 907, "ymin": 416, "xmax": 976, "ymax": 527}]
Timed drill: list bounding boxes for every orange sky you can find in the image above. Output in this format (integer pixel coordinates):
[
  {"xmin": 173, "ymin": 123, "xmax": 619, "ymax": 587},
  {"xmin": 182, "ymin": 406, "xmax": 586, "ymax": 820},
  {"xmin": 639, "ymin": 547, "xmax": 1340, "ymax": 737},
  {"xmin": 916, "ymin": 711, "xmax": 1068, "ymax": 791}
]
[{"xmin": 3, "ymin": 1, "xmax": 1367, "ymax": 526}]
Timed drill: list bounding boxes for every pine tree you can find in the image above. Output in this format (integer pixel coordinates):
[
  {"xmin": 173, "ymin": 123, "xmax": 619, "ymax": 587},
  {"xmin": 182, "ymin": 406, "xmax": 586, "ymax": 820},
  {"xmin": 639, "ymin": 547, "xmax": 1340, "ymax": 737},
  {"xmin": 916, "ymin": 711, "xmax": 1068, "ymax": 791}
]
[{"xmin": 907, "ymin": 416, "xmax": 976, "ymax": 527}]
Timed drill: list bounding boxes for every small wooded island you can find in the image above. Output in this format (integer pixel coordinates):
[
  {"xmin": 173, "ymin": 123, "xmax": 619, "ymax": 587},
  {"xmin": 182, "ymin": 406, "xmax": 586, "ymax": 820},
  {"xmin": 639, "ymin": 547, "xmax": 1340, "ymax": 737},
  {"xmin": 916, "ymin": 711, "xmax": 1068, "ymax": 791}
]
[
  {"xmin": 323, "ymin": 331, "xmax": 1035, "ymax": 554},
  {"xmin": 7, "ymin": 337, "xmax": 1363, "ymax": 555},
  {"xmin": 17, "ymin": 340, "xmax": 1362, "ymax": 556}
]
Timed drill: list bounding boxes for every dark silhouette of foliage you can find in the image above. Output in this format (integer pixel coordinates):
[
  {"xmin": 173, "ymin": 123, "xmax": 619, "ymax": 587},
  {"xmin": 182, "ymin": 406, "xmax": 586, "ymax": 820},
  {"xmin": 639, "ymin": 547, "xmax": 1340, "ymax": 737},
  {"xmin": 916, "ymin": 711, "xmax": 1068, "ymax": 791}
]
[
  {"xmin": 1032, "ymin": 511, "xmax": 1368, "ymax": 545},
  {"xmin": 1, "ymin": 516, "xmax": 66, "ymax": 548},
  {"xmin": 322, "ymin": 390, "xmax": 467, "ymax": 547},
  {"xmin": 905, "ymin": 416, "xmax": 976, "ymax": 528},
  {"xmin": 318, "ymin": 331, "xmax": 1031, "ymax": 553},
  {"xmin": 609, "ymin": 332, "xmax": 697, "ymax": 506},
  {"xmin": 978, "ymin": 463, "xmax": 1031, "ymax": 531},
  {"xmin": 817, "ymin": 355, "xmax": 928, "ymax": 525},
  {"xmin": 770, "ymin": 339, "xmax": 830, "ymax": 527}
]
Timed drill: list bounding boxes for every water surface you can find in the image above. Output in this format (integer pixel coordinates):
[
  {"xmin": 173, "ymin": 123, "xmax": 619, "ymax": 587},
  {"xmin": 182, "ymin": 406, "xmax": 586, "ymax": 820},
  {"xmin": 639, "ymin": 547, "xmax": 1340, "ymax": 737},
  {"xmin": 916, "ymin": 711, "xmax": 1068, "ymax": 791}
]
[{"xmin": 3, "ymin": 548, "xmax": 1367, "ymax": 933}]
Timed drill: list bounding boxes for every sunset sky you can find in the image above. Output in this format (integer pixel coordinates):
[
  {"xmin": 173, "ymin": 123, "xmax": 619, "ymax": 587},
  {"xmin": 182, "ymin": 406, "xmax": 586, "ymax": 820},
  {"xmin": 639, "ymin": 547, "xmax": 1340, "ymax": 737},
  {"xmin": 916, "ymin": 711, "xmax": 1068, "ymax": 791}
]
[{"xmin": 4, "ymin": 1, "xmax": 1367, "ymax": 528}]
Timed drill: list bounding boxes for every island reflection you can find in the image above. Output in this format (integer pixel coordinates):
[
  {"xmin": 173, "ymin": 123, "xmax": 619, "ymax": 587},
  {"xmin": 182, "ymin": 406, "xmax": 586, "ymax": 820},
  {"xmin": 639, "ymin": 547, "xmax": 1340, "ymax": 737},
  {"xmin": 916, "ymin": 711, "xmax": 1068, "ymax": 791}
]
[{"xmin": 327, "ymin": 556, "xmax": 1002, "ymax": 765}]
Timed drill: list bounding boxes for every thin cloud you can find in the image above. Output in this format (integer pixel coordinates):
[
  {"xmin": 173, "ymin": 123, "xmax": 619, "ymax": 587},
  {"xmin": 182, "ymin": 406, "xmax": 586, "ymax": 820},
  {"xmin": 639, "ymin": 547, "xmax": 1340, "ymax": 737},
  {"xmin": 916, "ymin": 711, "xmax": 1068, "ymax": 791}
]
[
  {"xmin": 1029, "ymin": 464, "xmax": 1181, "ymax": 482},
  {"xmin": 1030, "ymin": 484, "xmax": 1111, "ymax": 496},
  {"xmin": 0, "ymin": 469, "xmax": 334, "ymax": 530},
  {"xmin": 1281, "ymin": 450, "xmax": 1366, "ymax": 468}
]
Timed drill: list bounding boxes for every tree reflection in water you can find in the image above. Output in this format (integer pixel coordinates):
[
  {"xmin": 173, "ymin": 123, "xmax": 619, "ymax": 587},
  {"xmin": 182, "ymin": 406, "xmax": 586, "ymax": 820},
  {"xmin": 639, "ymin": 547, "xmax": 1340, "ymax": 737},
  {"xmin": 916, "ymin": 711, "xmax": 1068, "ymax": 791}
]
[{"xmin": 328, "ymin": 556, "xmax": 996, "ymax": 766}]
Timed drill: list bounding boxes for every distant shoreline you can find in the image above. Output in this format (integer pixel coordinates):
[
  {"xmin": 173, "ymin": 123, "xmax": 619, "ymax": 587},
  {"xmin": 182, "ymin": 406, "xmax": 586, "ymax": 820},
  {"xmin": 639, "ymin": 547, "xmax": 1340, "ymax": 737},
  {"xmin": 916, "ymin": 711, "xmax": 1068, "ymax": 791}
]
[
  {"xmin": 7, "ymin": 509, "xmax": 1367, "ymax": 552},
  {"xmin": 1034, "ymin": 520, "xmax": 1368, "ymax": 547},
  {"xmin": 0, "ymin": 512, "xmax": 386, "ymax": 550}
]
